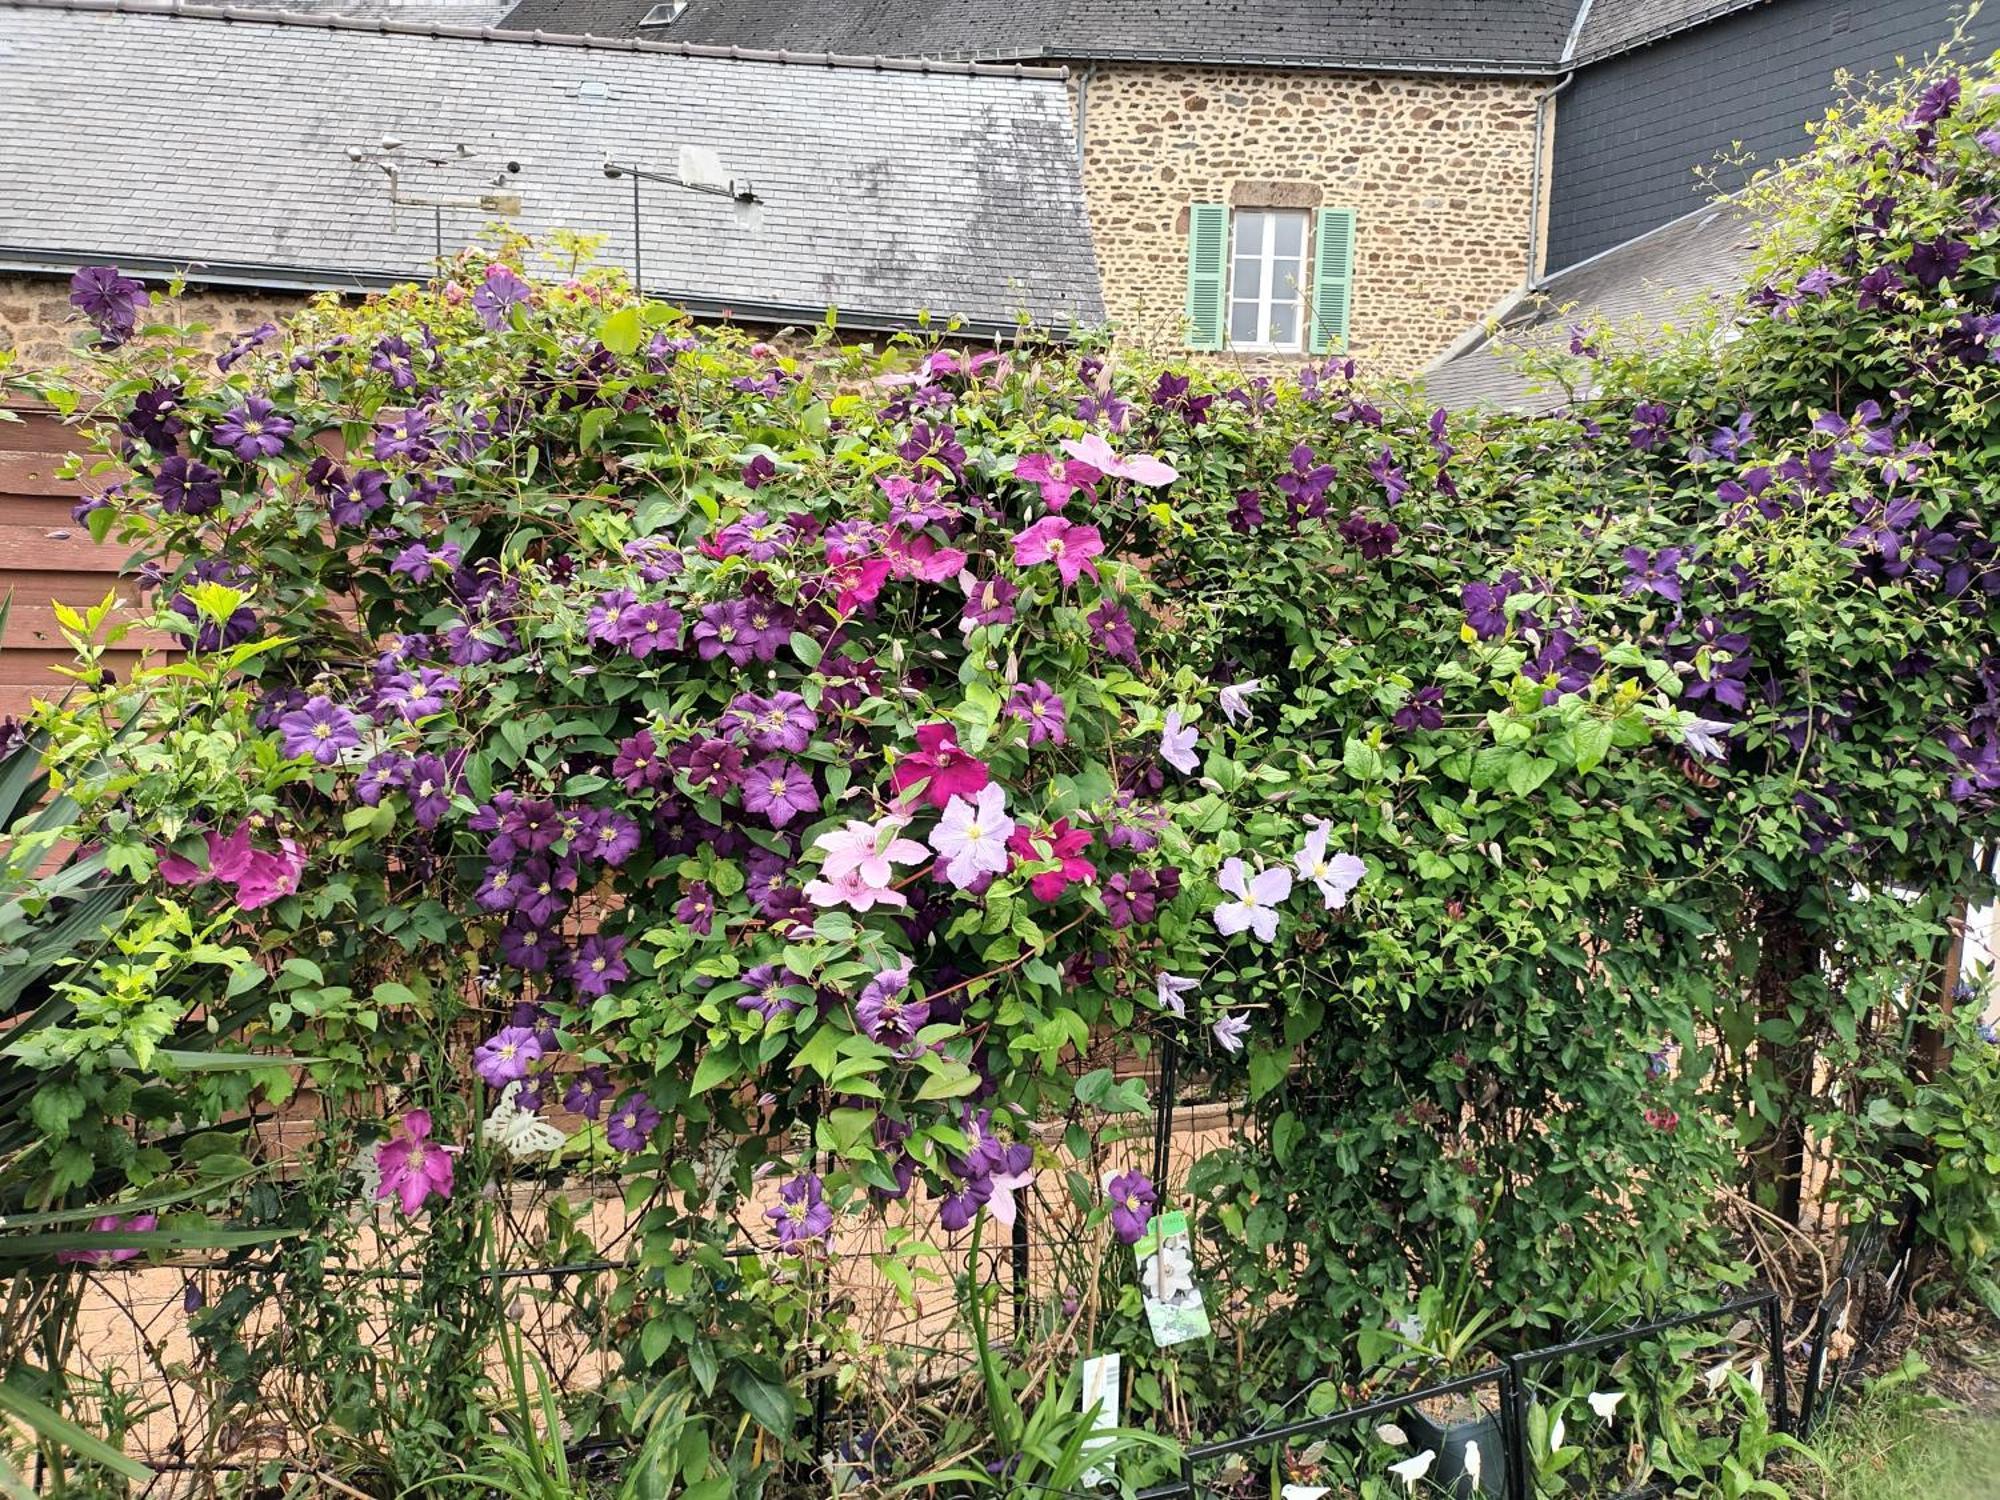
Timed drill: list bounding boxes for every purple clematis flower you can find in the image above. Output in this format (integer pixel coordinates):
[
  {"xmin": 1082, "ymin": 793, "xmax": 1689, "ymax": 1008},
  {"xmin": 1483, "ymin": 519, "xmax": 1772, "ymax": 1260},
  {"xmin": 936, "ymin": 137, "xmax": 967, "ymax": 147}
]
[
  {"xmin": 474, "ymin": 1026, "xmax": 545, "ymax": 1087},
  {"xmin": 767, "ymin": 1173, "xmax": 834, "ymax": 1248},
  {"xmin": 69, "ymin": 265, "xmax": 151, "ymax": 344},
  {"xmin": 606, "ymin": 1094, "xmax": 661, "ymax": 1152},
  {"xmin": 563, "ymin": 1066, "xmax": 615, "ymax": 1120},
  {"xmin": 212, "ymin": 397, "xmax": 294, "ymax": 461},
  {"xmin": 276, "ymin": 696, "xmax": 361, "ymax": 764},
  {"xmin": 569, "ymin": 934, "xmax": 629, "ymax": 998},
  {"xmin": 1006, "ymin": 680, "xmax": 1068, "ymax": 746},
  {"xmin": 472, "ymin": 264, "xmax": 533, "ymax": 330},
  {"xmin": 155, "ymin": 455, "xmax": 223, "ymax": 516},
  {"xmin": 1106, "ymin": 1171, "xmax": 1157, "ymax": 1245},
  {"xmin": 742, "ymin": 758, "xmax": 821, "ymax": 829},
  {"xmin": 856, "ymin": 961, "xmax": 929, "ymax": 1046}
]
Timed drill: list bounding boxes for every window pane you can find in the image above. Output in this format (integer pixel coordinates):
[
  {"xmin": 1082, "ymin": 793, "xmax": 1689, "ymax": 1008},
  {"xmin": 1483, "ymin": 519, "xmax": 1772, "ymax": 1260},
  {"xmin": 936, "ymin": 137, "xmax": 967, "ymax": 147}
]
[
  {"xmin": 1229, "ymin": 301, "xmax": 1262, "ymax": 342},
  {"xmin": 1271, "ymin": 257, "xmax": 1303, "ymax": 294},
  {"xmin": 1233, "ymin": 211, "xmax": 1266, "ymax": 254},
  {"xmin": 1272, "ymin": 212, "xmax": 1305, "ymax": 259},
  {"xmin": 1268, "ymin": 304, "xmax": 1299, "ymax": 347}
]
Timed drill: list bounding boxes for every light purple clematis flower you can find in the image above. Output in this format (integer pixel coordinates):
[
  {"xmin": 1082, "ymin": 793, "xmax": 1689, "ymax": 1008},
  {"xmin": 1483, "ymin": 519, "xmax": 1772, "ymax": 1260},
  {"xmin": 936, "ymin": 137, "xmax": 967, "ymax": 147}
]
[
  {"xmin": 1155, "ymin": 971, "xmax": 1196, "ymax": 1017},
  {"xmin": 1160, "ymin": 709, "xmax": 1200, "ymax": 775},
  {"xmin": 1218, "ymin": 679, "xmax": 1262, "ymax": 724},
  {"xmin": 1212, "ymin": 857, "xmax": 1292, "ymax": 943},
  {"xmin": 1212, "ymin": 1012, "xmax": 1252, "ymax": 1055},
  {"xmin": 474, "ymin": 1026, "xmax": 545, "ymax": 1086},
  {"xmin": 1295, "ymin": 825, "xmax": 1366, "ymax": 910},
  {"xmin": 930, "ymin": 783, "xmax": 1014, "ymax": 889}
]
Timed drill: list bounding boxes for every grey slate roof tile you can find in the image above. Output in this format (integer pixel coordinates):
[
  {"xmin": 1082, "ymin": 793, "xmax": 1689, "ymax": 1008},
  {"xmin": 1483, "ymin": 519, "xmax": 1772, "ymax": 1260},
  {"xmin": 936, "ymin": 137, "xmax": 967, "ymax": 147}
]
[
  {"xmin": 0, "ymin": 0, "xmax": 1104, "ymax": 335},
  {"xmin": 498, "ymin": 0, "xmax": 1584, "ymax": 73},
  {"xmin": 1423, "ymin": 197, "xmax": 1758, "ymax": 410},
  {"xmin": 1569, "ymin": 0, "xmax": 1773, "ymax": 64}
]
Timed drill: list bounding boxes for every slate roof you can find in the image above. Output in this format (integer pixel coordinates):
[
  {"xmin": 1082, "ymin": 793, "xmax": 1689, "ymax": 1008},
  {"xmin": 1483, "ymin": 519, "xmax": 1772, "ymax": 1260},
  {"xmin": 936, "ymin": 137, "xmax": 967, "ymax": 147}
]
[
  {"xmin": 1422, "ymin": 198, "xmax": 1759, "ymax": 410},
  {"xmin": 1567, "ymin": 0, "xmax": 1774, "ymax": 65},
  {"xmin": 497, "ymin": 0, "xmax": 1585, "ymax": 72},
  {"xmin": 495, "ymin": 0, "xmax": 1782, "ymax": 72},
  {"xmin": 0, "ymin": 0, "xmax": 1104, "ymax": 337}
]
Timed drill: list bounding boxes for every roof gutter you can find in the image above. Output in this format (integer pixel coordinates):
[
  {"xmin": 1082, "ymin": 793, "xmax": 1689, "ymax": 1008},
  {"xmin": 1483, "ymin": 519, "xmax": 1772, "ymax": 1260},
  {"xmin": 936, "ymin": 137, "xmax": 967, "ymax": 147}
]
[
  {"xmin": 1525, "ymin": 69, "xmax": 1576, "ymax": 286},
  {"xmin": 0, "ymin": 247, "xmax": 1089, "ymax": 345}
]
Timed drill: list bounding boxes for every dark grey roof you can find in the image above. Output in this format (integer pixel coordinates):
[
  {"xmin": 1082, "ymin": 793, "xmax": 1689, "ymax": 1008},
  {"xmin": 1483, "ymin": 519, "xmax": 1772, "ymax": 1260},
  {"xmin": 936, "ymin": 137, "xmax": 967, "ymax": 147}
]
[
  {"xmin": 1423, "ymin": 198, "xmax": 1758, "ymax": 410},
  {"xmin": 0, "ymin": 0, "xmax": 1104, "ymax": 337},
  {"xmin": 1568, "ymin": 0, "xmax": 1773, "ymax": 64},
  {"xmin": 499, "ymin": 0, "xmax": 1585, "ymax": 73}
]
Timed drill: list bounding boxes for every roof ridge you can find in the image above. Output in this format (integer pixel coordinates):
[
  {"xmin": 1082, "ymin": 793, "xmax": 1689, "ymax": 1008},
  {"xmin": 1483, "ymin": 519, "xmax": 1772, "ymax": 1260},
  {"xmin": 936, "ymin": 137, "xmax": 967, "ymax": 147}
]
[{"xmin": 0, "ymin": 0, "xmax": 1073, "ymax": 76}]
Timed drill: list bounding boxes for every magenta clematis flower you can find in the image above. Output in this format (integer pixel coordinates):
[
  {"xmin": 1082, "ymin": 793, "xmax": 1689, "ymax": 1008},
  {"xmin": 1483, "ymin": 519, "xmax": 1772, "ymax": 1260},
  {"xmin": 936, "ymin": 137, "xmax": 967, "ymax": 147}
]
[
  {"xmin": 1212, "ymin": 858, "xmax": 1293, "ymax": 943},
  {"xmin": 1012, "ymin": 516, "xmax": 1104, "ymax": 587},
  {"xmin": 767, "ymin": 1173, "xmax": 834, "ymax": 1249},
  {"xmin": 474, "ymin": 1026, "xmax": 545, "ymax": 1086},
  {"xmin": 1005, "ymin": 819, "xmax": 1095, "ymax": 902},
  {"xmin": 889, "ymin": 722, "xmax": 991, "ymax": 810},
  {"xmin": 1160, "ymin": 709, "xmax": 1200, "ymax": 775},
  {"xmin": 55, "ymin": 1213, "xmax": 159, "ymax": 1265},
  {"xmin": 606, "ymin": 1094, "xmax": 661, "ymax": 1152},
  {"xmin": 1059, "ymin": 432, "xmax": 1178, "ymax": 486},
  {"xmin": 159, "ymin": 822, "xmax": 307, "ymax": 911},
  {"xmin": 1106, "ymin": 1171, "xmax": 1157, "ymax": 1245},
  {"xmin": 930, "ymin": 783, "xmax": 1014, "ymax": 889},
  {"xmin": 376, "ymin": 1111, "xmax": 457, "ymax": 1216},
  {"xmin": 1005, "ymin": 680, "xmax": 1068, "ymax": 745},
  {"xmin": 1011, "ymin": 451, "xmax": 1101, "ymax": 511},
  {"xmin": 276, "ymin": 696, "xmax": 362, "ymax": 764}
]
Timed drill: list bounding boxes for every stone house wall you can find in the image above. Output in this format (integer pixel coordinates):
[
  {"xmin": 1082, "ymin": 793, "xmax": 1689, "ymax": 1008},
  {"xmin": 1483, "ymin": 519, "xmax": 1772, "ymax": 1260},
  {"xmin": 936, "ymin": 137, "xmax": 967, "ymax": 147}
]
[
  {"xmin": 1073, "ymin": 62, "xmax": 1550, "ymax": 378},
  {"xmin": 0, "ymin": 273, "xmax": 311, "ymax": 370}
]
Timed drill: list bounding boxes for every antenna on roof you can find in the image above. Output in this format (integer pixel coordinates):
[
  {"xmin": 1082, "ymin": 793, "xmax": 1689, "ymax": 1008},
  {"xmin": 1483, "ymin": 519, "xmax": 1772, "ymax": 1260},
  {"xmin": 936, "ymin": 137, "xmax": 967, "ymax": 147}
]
[
  {"xmin": 347, "ymin": 142, "xmax": 526, "ymax": 276},
  {"xmin": 602, "ymin": 153, "xmax": 761, "ymax": 295}
]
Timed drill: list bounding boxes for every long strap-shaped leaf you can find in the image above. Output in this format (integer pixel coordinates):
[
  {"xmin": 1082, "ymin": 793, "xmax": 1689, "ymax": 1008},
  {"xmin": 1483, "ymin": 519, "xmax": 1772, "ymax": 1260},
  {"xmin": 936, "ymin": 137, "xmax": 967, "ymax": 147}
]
[{"xmin": 0, "ymin": 1370, "xmax": 153, "ymax": 1483}]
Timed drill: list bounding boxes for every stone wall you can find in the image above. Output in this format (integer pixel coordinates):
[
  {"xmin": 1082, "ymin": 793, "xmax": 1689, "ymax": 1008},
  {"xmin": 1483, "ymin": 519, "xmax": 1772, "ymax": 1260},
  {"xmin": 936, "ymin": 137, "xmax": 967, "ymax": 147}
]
[
  {"xmin": 0, "ymin": 273, "xmax": 314, "ymax": 370},
  {"xmin": 1075, "ymin": 63, "xmax": 1548, "ymax": 377}
]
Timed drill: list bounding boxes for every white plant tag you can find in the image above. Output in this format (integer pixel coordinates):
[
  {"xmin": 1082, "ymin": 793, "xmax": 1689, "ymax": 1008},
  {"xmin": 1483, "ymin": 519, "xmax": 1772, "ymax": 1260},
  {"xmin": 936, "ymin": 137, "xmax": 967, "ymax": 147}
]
[{"xmin": 1079, "ymin": 1352, "xmax": 1121, "ymax": 1488}]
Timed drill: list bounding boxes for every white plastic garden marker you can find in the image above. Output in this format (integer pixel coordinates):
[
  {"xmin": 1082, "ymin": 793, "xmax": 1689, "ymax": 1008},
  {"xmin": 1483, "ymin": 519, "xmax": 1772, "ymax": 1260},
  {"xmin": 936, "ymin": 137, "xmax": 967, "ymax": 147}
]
[
  {"xmin": 1375, "ymin": 1423, "xmax": 1409, "ymax": 1447},
  {"xmin": 1079, "ymin": 1353, "xmax": 1120, "ymax": 1489},
  {"xmin": 1387, "ymin": 1451, "xmax": 1435, "ymax": 1492},
  {"xmin": 1587, "ymin": 1389, "xmax": 1625, "ymax": 1422},
  {"xmin": 1746, "ymin": 1359, "xmax": 1765, "ymax": 1397},
  {"xmin": 1464, "ymin": 1439, "xmax": 1483, "ymax": 1488},
  {"xmin": 1280, "ymin": 1488, "xmax": 1331, "ymax": 1500},
  {"xmin": 1549, "ymin": 1414, "xmax": 1566, "ymax": 1452}
]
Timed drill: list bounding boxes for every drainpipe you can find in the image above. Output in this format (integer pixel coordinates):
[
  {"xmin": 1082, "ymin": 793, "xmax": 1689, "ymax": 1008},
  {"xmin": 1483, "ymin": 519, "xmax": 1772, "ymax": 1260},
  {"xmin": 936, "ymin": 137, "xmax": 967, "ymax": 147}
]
[
  {"xmin": 1075, "ymin": 62, "xmax": 1096, "ymax": 163},
  {"xmin": 1525, "ymin": 70, "xmax": 1575, "ymax": 286}
]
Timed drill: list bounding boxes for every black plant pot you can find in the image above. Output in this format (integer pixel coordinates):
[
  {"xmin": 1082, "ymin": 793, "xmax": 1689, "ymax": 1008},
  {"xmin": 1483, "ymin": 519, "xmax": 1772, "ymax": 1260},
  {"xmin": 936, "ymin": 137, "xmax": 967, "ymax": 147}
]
[{"xmin": 1403, "ymin": 1402, "xmax": 1508, "ymax": 1500}]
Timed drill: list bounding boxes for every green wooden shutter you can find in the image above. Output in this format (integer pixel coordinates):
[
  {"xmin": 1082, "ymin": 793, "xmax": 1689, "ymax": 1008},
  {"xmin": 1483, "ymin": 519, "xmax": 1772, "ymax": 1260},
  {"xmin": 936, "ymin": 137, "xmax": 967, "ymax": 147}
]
[
  {"xmin": 1184, "ymin": 203, "xmax": 1228, "ymax": 352},
  {"xmin": 1309, "ymin": 207, "xmax": 1356, "ymax": 355}
]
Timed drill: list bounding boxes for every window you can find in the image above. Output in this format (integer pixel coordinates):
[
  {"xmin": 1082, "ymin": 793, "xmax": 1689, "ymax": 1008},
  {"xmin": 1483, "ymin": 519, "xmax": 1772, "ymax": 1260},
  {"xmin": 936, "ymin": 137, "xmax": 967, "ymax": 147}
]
[
  {"xmin": 1227, "ymin": 209, "xmax": 1309, "ymax": 352},
  {"xmin": 638, "ymin": 0, "xmax": 687, "ymax": 24}
]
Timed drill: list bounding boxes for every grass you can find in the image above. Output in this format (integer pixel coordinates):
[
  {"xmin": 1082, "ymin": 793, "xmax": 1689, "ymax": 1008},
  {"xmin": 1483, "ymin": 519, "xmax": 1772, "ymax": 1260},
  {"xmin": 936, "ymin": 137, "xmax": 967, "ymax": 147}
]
[{"xmin": 1785, "ymin": 1349, "xmax": 2000, "ymax": 1500}]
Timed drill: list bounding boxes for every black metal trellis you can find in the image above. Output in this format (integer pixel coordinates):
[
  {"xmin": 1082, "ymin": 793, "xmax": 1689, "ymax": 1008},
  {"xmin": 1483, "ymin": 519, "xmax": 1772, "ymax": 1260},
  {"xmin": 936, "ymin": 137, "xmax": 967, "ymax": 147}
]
[{"xmin": 1130, "ymin": 1291, "xmax": 1787, "ymax": 1500}]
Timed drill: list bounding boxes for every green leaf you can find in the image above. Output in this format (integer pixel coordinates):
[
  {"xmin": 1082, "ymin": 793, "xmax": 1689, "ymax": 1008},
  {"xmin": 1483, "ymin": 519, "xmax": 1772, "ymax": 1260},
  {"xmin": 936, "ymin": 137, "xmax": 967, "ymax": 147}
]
[
  {"xmin": 727, "ymin": 1365, "xmax": 798, "ymax": 1436},
  {"xmin": 690, "ymin": 1048, "xmax": 737, "ymax": 1094},
  {"xmin": 1247, "ymin": 1046, "xmax": 1291, "ymax": 1101},
  {"xmin": 1342, "ymin": 736, "xmax": 1384, "ymax": 781},
  {"xmin": 600, "ymin": 305, "xmax": 643, "ymax": 356},
  {"xmin": 0, "ymin": 1375, "xmax": 150, "ymax": 1482}
]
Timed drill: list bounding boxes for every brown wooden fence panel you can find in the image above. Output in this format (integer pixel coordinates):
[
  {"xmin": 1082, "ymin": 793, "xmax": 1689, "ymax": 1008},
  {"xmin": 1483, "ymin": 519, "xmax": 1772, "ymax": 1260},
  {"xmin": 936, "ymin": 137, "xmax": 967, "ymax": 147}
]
[{"xmin": 0, "ymin": 405, "xmax": 147, "ymax": 720}]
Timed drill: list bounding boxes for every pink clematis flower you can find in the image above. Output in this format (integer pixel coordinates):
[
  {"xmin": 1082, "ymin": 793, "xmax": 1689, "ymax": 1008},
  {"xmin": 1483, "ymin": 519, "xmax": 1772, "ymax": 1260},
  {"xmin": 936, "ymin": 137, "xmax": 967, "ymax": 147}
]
[
  {"xmin": 805, "ymin": 816, "xmax": 928, "ymax": 910},
  {"xmin": 1012, "ymin": 451, "xmax": 1103, "ymax": 511},
  {"xmin": 1006, "ymin": 818, "xmax": 1097, "ymax": 901},
  {"xmin": 56, "ymin": 1213, "xmax": 159, "ymax": 1265},
  {"xmin": 883, "ymin": 530, "xmax": 968, "ymax": 582},
  {"xmin": 889, "ymin": 722, "xmax": 991, "ymax": 809},
  {"xmin": 376, "ymin": 1110, "xmax": 458, "ymax": 1216},
  {"xmin": 1011, "ymin": 516, "xmax": 1104, "ymax": 588},
  {"xmin": 1212, "ymin": 857, "xmax": 1293, "ymax": 943},
  {"xmin": 1060, "ymin": 432, "xmax": 1178, "ymax": 487},
  {"xmin": 159, "ymin": 822, "xmax": 307, "ymax": 911}
]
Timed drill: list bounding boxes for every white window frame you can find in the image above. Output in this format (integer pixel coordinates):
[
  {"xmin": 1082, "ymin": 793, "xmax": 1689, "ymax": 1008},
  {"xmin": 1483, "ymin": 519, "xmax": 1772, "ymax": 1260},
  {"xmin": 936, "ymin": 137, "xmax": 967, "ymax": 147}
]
[{"xmin": 1226, "ymin": 209, "xmax": 1310, "ymax": 354}]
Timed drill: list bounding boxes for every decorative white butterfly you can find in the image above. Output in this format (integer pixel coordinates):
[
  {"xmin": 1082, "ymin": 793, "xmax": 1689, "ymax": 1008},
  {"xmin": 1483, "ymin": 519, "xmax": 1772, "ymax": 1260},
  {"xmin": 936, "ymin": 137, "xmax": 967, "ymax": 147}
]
[{"xmin": 482, "ymin": 1081, "xmax": 568, "ymax": 1160}]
